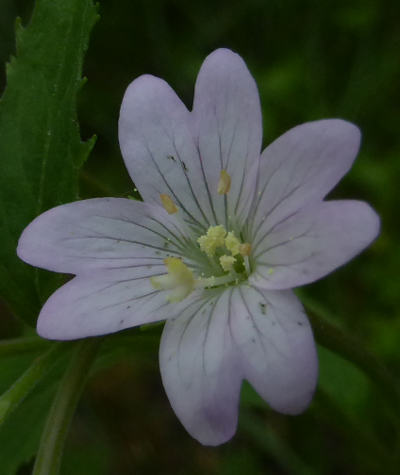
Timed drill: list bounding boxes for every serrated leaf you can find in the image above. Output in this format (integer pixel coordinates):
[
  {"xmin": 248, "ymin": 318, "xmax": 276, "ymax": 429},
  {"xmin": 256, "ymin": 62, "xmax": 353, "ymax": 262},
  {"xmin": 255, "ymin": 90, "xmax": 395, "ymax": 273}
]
[{"xmin": 0, "ymin": 0, "xmax": 98, "ymax": 325}]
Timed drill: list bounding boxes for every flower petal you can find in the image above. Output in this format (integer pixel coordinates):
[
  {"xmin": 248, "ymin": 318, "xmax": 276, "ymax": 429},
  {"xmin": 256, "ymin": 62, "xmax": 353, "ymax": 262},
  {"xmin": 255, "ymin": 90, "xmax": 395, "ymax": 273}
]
[
  {"xmin": 119, "ymin": 74, "xmax": 216, "ymax": 231},
  {"xmin": 192, "ymin": 49, "xmax": 262, "ymax": 227},
  {"xmin": 36, "ymin": 266, "xmax": 173, "ymax": 340},
  {"xmin": 250, "ymin": 200, "xmax": 380, "ymax": 289},
  {"xmin": 17, "ymin": 198, "xmax": 188, "ymax": 274},
  {"xmin": 230, "ymin": 286, "xmax": 318, "ymax": 414},
  {"xmin": 249, "ymin": 119, "xmax": 361, "ymax": 240},
  {"xmin": 159, "ymin": 290, "xmax": 242, "ymax": 446}
]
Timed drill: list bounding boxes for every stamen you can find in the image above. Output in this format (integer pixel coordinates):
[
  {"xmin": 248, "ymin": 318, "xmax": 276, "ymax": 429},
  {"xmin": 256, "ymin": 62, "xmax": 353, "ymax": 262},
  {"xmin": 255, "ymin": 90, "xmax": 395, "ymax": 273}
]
[
  {"xmin": 160, "ymin": 194, "xmax": 178, "ymax": 214},
  {"xmin": 197, "ymin": 274, "xmax": 238, "ymax": 288},
  {"xmin": 239, "ymin": 243, "xmax": 251, "ymax": 256},
  {"xmin": 219, "ymin": 255, "xmax": 236, "ymax": 272},
  {"xmin": 225, "ymin": 231, "xmax": 241, "ymax": 256},
  {"xmin": 197, "ymin": 225, "xmax": 227, "ymax": 257},
  {"xmin": 217, "ymin": 169, "xmax": 231, "ymax": 195},
  {"xmin": 196, "ymin": 276, "xmax": 216, "ymax": 288}
]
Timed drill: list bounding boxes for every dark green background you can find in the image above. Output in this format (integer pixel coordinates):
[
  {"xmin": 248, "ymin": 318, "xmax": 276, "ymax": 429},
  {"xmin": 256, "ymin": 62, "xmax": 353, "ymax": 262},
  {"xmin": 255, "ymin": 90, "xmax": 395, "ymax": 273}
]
[{"xmin": 1, "ymin": 0, "xmax": 399, "ymax": 473}]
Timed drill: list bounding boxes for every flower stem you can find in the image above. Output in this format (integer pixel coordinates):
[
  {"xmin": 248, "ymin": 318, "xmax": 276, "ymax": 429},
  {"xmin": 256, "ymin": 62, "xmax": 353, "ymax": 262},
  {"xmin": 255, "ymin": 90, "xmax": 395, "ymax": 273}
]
[{"xmin": 32, "ymin": 338, "xmax": 101, "ymax": 475}]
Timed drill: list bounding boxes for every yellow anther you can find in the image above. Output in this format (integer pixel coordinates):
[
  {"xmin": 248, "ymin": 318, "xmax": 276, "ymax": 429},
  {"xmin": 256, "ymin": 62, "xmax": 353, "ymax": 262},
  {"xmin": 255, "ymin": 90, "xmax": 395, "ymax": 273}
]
[
  {"xmin": 150, "ymin": 257, "xmax": 194, "ymax": 302},
  {"xmin": 217, "ymin": 169, "xmax": 231, "ymax": 195},
  {"xmin": 225, "ymin": 231, "xmax": 241, "ymax": 256},
  {"xmin": 219, "ymin": 255, "xmax": 236, "ymax": 272},
  {"xmin": 197, "ymin": 225, "xmax": 227, "ymax": 257},
  {"xmin": 239, "ymin": 243, "xmax": 251, "ymax": 256},
  {"xmin": 160, "ymin": 194, "xmax": 178, "ymax": 214},
  {"xmin": 197, "ymin": 235, "xmax": 209, "ymax": 254}
]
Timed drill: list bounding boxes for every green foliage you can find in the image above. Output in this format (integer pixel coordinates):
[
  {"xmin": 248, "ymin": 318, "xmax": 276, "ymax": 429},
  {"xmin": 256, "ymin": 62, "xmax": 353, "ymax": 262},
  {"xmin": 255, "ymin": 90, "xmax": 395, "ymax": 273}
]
[
  {"xmin": 0, "ymin": 381, "xmax": 57, "ymax": 474},
  {"xmin": 33, "ymin": 340, "xmax": 101, "ymax": 475},
  {"xmin": 0, "ymin": 343, "xmax": 65, "ymax": 425},
  {"xmin": 0, "ymin": 0, "xmax": 98, "ymax": 325},
  {"xmin": 0, "ymin": 346, "xmax": 73, "ymax": 475},
  {"xmin": 0, "ymin": 0, "xmax": 99, "ymax": 472}
]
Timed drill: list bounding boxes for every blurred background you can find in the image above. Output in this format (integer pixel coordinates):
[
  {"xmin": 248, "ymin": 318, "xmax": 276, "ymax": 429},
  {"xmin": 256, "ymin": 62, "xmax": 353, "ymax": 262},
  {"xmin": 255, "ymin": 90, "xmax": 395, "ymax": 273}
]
[{"xmin": 0, "ymin": 0, "xmax": 399, "ymax": 473}]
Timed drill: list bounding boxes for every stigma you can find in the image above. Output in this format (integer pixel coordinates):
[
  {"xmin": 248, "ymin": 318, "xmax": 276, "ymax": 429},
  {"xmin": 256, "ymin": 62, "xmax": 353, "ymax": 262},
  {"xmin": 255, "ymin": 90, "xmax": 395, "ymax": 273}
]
[{"xmin": 150, "ymin": 257, "xmax": 195, "ymax": 302}]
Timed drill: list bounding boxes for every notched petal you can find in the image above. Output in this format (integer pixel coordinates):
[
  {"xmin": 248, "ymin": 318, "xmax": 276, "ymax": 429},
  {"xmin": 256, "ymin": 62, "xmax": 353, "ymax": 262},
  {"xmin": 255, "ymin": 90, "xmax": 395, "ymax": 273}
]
[
  {"xmin": 251, "ymin": 200, "xmax": 380, "ymax": 289},
  {"xmin": 36, "ymin": 267, "xmax": 174, "ymax": 340},
  {"xmin": 159, "ymin": 290, "xmax": 242, "ymax": 445},
  {"xmin": 251, "ymin": 119, "xmax": 362, "ymax": 237},
  {"xmin": 230, "ymin": 286, "xmax": 318, "ymax": 414},
  {"xmin": 17, "ymin": 198, "xmax": 188, "ymax": 274}
]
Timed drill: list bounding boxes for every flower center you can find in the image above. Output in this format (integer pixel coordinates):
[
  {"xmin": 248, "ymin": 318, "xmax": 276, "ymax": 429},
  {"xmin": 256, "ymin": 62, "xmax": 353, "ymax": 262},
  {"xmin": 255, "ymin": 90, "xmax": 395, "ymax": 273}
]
[
  {"xmin": 152, "ymin": 170, "xmax": 252, "ymax": 302},
  {"xmin": 196, "ymin": 225, "xmax": 251, "ymax": 276},
  {"xmin": 151, "ymin": 225, "xmax": 252, "ymax": 302}
]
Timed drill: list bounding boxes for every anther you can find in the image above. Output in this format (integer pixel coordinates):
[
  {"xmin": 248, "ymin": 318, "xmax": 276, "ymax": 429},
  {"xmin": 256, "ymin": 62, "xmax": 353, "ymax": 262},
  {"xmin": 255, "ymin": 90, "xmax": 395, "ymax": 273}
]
[
  {"xmin": 225, "ymin": 231, "xmax": 241, "ymax": 256},
  {"xmin": 197, "ymin": 225, "xmax": 227, "ymax": 257},
  {"xmin": 217, "ymin": 169, "xmax": 231, "ymax": 195},
  {"xmin": 160, "ymin": 194, "xmax": 178, "ymax": 214},
  {"xmin": 239, "ymin": 243, "xmax": 251, "ymax": 256},
  {"xmin": 219, "ymin": 255, "xmax": 236, "ymax": 272}
]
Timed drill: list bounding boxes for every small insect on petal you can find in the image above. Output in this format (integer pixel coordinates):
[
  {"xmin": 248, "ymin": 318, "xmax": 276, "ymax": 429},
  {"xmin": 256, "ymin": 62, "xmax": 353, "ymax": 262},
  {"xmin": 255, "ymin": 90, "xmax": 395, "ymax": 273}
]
[
  {"xmin": 217, "ymin": 169, "xmax": 231, "ymax": 195},
  {"xmin": 160, "ymin": 194, "xmax": 178, "ymax": 214}
]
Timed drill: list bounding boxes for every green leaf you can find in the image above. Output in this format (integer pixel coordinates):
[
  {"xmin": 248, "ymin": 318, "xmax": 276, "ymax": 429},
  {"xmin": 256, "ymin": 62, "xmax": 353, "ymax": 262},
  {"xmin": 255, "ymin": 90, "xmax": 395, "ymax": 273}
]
[
  {"xmin": 0, "ymin": 382, "xmax": 57, "ymax": 474},
  {"xmin": 239, "ymin": 408, "xmax": 316, "ymax": 475},
  {"xmin": 0, "ymin": 347, "xmax": 73, "ymax": 475},
  {"xmin": 304, "ymin": 301, "xmax": 400, "ymax": 418},
  {"xmin": 0, "ymin": 352, "xmax": 43, "ymax": 394},
  {"xmin": 0, "ymin": 336, "xmax": 52, "ymax": 358},
  {"xmin": 0, "ymin": 343, "xmax": 66, "ymax": 425},
  {"xmin": 0, "ymin": 0, "xmax": 98, "ymax": 325}
]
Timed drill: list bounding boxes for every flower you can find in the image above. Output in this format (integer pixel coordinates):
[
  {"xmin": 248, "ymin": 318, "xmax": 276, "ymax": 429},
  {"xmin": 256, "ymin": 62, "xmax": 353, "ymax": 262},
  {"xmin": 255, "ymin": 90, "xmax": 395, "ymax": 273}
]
[{"xmin": 17, "ymin": 48, "xmax": 380, "ymax": 446}]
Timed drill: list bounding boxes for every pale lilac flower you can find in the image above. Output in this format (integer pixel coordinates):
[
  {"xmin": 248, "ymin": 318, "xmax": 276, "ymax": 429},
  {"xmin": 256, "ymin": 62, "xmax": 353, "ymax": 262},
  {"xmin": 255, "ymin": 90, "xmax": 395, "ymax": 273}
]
[{"xmin": 17, "ymin": 49, "xmax": 380, "ymax": 445}]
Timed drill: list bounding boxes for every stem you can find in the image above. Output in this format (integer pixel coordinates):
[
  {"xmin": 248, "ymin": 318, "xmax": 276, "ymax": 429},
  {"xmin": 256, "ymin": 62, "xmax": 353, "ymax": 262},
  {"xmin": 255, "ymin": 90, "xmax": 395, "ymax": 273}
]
[
  {"xmin": 32, "ymin": 338, "xmax": 101, "ymax": 475},
  {"xmin": 0, "ymin": 343, "xmax": 64, "ymax": 425},
  {"xmin": 0, "ymin": 336, "xmax": 52, "ymax": 356}
]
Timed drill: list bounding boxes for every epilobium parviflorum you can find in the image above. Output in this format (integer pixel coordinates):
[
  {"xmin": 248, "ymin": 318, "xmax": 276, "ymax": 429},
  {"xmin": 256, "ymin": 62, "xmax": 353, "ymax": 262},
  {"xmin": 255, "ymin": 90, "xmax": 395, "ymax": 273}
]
[{"xmin": 17, "ymin": 49, "xmax": 380, "ymax": 445}]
